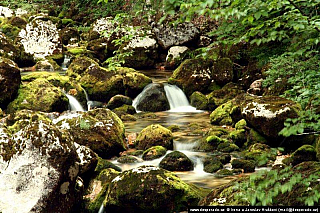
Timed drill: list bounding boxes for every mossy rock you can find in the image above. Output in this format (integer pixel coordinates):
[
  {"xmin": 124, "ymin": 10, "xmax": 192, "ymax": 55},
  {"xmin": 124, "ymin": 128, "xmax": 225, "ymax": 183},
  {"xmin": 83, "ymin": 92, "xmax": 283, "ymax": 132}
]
[
  {"xmin": 0, "ymin": 57, "xmax": 21, "ymax": 109},
  {"xmin": 190, "ymin": 91, "xmax": 208, "ymax": 110},
  {"xmin": 159, "ymin": 151, "xmax": 194, "ymax": 171},
  {"xmin": 66, "ymin": 55, "xmax": 99, "ymax": 78},
  {"xmin": 210, "ymin": 100, "xmax": 235, "ymax": 126},
  {"xmin": 243, "ymin": 143, "xmax": 276, "ymax": 166},
  {"xmin": 107, "ymin": 95, "xmax": 132, "ymax": 110},
  {"xmin": 142, "ymin": 146, "xmax": 167, "ymax": 161},
  {"xmin": 203, "ymin": 156, "xmax": 223, "ymax": 173},
  {"xmin": 55, "ymin": 108, "xmax": 126, "ymax": 158},
  {"xmin": 117, "ymin": 155, "xmax": 139, "ymax": 164},
  {"xmin": 0, "ymin": 123, "xmax": 15, "ymax": 162},
  {"xmin": 235, "ymin": 119, "xmax": 247, "ymax": 130},
  {"xmin": 136, "ymin": 124, "xmax": 173, "ymax": 150},
  {"xmin": 217, "ymin": 142, "xmax": 240, "ymax": 153},
  {"xmin": 87, "ymin": 37, "xmax": 109, "ymax": 62},
  {"xmin": 215, "ymin": 169, "xmax": 234, "ymax": 178},
  {"xmin": 120, "ymin": 114, "xmax": 137, "ymax": 121},
  {"xmin": 316, "ymin": 136, "xmax": 320, "ymax": 161},
  {"xmin": 125, "ymin": 149, "xmax": 144, "ymax": 156},
  {"xmin": 7, "ymin": 78, "xmax": 69, "ymax": 113},
  {"xmin": 206, "ymin": 135, "xmax": 229, "ymax": 147},
  {"xmin": 95, "ymin": 157, "xmax": 122, "ymax": 174},
  {"xmin": 219, "ymin": 154, "xmax": 231, "ymax": 164},
  {"xmin": 112, "ymin": 104, "xmax": 136, "ymax": 118},
  {"xmin": 231, "ymin": 159, "xmax": 255, "ymax": 173},
  {"xmin": 291, "ymin": 145, "xmax": 317, "ymax": 166},
  {"xmin": 207, "ymin": 83, "xmax": 244, "ymax": 109},
  {"xmin": 5, "ymin": 109, "xmax": 52, "ymax": 133},
  {"xmin": 245, "ymin": 128, "xmax": 268, "ymax": 148},
  {"xmin": 229, "ymin": 129, "xmax": 247, "ymax": 147},
  {"xmin": 59, "ymin": 27, "xmax": 79, "ymax": 45},
  {"xmin": 241, "ymin": 96, "xmax": 301, "ymax": 142},
  {"xmin": 103, "ymin": 165, "xmax": 204, "ymax": 212},
  {"xmin": 167, "ymin": 125, "xmax": 180, "ymax": 132}
]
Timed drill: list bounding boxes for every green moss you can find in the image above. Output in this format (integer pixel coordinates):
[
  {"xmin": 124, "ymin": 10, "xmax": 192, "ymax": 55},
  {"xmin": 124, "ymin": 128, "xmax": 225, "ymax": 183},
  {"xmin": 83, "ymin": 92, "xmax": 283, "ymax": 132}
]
[
  {"xmin": 142, "ymin": 145, "xmax": 167, "ymax": 160},
  {"xmin": 235, "ymin": 119, "xmax": 247, "ymax": 130},
  {"xmin": 217, "ymin": 142, "xmax": 240, "ymax": 153},
  {"xmin": 229, "ymin": 129, "xmax": 246, "ymax": 147},
  {"xmin": 210, "ymin": 100, "xmax": 234, "ymax": 125},
  {"xmin": 291, "ymin": 145, "xmax": 317, "ymax": 166},
  {"xmin": 167, "ymin": 125, "xmax": 180, "ymax": 132},
  {"xmin": 159, "ymin": 151, "xmax": 194, "ymax": 171},
  {"xmin": 112, "ymin": 104, "xmax": 136, "ymax": 117},
  {"xmin": 203, "ymin": 156, "xmax": 223, "ymax": 173},
  {"xmin": 95, "ymin": 157, "xmax": 122, "ymax": 174},
  {"xmin": 190, "ymin": 91, "xmax": 208, "ymax": 110},
  {"xmin": 215, "ymin": 169, "xmax": 234, "ymax": 178},
  {"xmin": 117, "ymin": 155, "xmax": 138, "ymax": 163},
  {"xmin": 231, "ymin": 159, "xmax": 255, "ymax": 173},
  {"xmin": 68, "ymin": 47, "xmax": 87, "ymax": 55}
]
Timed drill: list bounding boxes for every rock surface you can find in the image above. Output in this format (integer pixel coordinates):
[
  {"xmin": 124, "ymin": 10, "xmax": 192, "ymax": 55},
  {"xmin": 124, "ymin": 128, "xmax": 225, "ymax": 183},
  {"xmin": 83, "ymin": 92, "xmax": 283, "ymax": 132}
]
[{"xmin": 159, "ymin": 151, "xmax": 194, "ymax": 171}]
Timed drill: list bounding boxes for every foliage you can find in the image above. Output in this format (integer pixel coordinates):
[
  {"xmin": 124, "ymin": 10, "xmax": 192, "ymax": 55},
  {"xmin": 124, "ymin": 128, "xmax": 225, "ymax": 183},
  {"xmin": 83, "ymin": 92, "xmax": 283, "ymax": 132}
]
[{"xmin": 234, "ymin": 166, "xmax": 320, "ymax": 206}]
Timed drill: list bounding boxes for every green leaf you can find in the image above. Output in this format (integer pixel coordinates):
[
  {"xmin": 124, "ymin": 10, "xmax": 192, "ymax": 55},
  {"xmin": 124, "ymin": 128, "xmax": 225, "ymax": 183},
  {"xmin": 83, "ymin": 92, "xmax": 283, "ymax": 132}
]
[{"xmin": 248, "ymin": 16, "xmax": 254, "ymax": 24}]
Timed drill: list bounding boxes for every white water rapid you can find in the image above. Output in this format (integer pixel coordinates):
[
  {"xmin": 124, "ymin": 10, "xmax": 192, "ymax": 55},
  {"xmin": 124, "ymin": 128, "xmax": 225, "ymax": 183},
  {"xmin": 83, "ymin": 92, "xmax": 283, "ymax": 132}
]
[
  {"xmin": 61, "ymin": 55, "xmax": 71, "ymax": 71},
  {"xmin": 66, "ymin": 94, "xmax": 85, "ymax": 111}
]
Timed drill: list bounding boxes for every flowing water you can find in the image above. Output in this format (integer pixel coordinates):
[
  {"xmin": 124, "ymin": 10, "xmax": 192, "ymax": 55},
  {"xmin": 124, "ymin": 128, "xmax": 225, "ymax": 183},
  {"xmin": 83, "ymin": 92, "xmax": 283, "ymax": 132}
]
[{"xmin": 65, "ymin": 94, "xmax": 85, "ymax": 111}]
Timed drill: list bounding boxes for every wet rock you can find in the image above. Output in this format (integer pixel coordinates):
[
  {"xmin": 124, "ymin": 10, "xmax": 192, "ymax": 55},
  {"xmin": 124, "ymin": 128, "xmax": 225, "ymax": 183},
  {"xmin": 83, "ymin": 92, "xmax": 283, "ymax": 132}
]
[
  {"xmin": 241, "ymin": 96, "xmax": 301, "ymax": 141},
  {"xmin": 66, "ymin": 55, "xmax": 99, "ymax": 78},
  {"xmin": 217, "ymin": 141, "xmax": 239, "ymax": 153},
  {"xmin": 0, "ymin": 57, "xmax": 21, "ymax": 109},
  {"xmin": 159, "ymin": 151, "xmax": 194, "ymax": 171},
  {"xmin": 210, "ymin": 100, "xmax": 235, "ymax": 126},
  {"xmin": 135, "ymin": 124, "xmax": 173, "ymax": 150},
  {"xmin": 219, "ymin": 154, "xmax": 231, "ymax": 164},
  {"xmin": 231, "ymin": 159, "xmax": 255, "ymax": 173},
  {"xmin": 290, "ymin": 145, "xmax": 317, "ymax": 166},
  {"xmin": 74, "ymin": 142, "xmax": 98, "ymax": 176},
  {"xmin": 142, "ymin": 146, "xmax": 167, "ymax": 161},
  {"xmin": 18, "ymin": 17, "xmax": 62, "ymax": 59},
  {"xmin": 153, "ymin": 22, "xmax": 199, "ymax": 49},
  {"xmin": 86, "ymin": 37, "xmax": 110, "ymax": 62},
  {"xmin": 107, "ymin": 95, "xmax": 132, "ymax": 110},
  {"xmin": 59, "ymin": 27, "xmax": 80, "ymax": 45},
  {"xmin": 190, "ymin": 91, "xmax": 208, "ymax": 110},
  {"xmin": 112, "ymin": 104, "xmax": 136, "ymax": 118},
  {"xmin": 203, "ymin": 156, "xmax": 223, "ymax": 173},
  {"xmin": 54, "ymin": 108, "xmax": 126, "ymax": 158},
  {"xmin": 103, "ymin": 165, "xmax": 203, "ymax": 212},
  {"xmin": 0, "ymin": 121, "xmax": 82, "ymax": 212},
  {"xmin": 95, "ymin": 157, "xmax": 122, "ymax": 174},
  {"xmin": 117, "ymin": 155, "xmax": 140, "ymax": 164},
  {"xmin": 7, "ymin": 78, "xmax": 69, "ymax": 113},
  {"xmin": 134, "ymin": 83, "xmax": 170, "ymax": 112},
  {"xmin": 244, "ymin": 143, "xmax": 276, "ymax": 166},
  {"xmin": 165, "ymin": 46, "xmax": 189, "ymax": 69},
  {"xmin": 247, "ymin": 78, "xmax": 264, "ymax": 96}
]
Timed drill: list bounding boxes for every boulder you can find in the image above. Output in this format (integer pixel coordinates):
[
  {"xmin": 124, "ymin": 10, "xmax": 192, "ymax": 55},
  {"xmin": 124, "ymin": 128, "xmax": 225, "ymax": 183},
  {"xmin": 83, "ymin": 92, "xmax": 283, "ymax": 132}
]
[
  {"xmin": 7, "ymin": 78, "xmax": 69, "ymax": 113},
  {"xmin": 244, "ymin": 143, "xmax": 276, "ymax": 166},
  {"xmin": 112, "ymin": 105, "xmax": 136, "ymax": 118},
  {"xmin": 0, "ymin": 57, "xmax": 21, "ymax": 109},
  {"xmin": 117, "ymin": 155, "xmax": 139, "ymax": 164},
  {"xmin": 168, "ymin": 58, "xmax": 233, "ymax": 97},
  {"xmin": 18, "ymin": 17, "xmax": 62, "ymax": 59},
  {"xmin": 153, "ymin": 22, "xmax": 199, "ymax": 49},
  {"xmin": 190, "ymin": 91, "xmax": 208, "ymax": 110},
  {"xmin": 210, "ymin": 100, "xmax": 235, "ymax": 126},
  {"xmin": 54, "ymin": 108, "xmax": 126, "ymax": 158},
  {"xmin": 135, "ymin": 124, "xmax": 173, "ymax": 150},
  {"xmin": 107, "ymin": 95, "xmax": 132, "ymax": 110},
  {"xmin": 231, "ymin": 159, "xmax": 255, "ymax": 173},
  {"xmin": 0, "ymin": 121, "xmax": 82, "ymax": 212},
  {"xmin": 103, "ymin": 165, "xmax": 203, "ymax": 212},
  {"xmin": 159, "ymin": 151, "xmax": 194, "ymax": 171},
  {"xmin": 59, "ymin": 27, "xmax": 80, "ymax": 45},
  {"xmin": 290, "ymin": 145, "xmax": 317, "ymax": 166},
  {"xmin": 142, "ymin": 146, "xmax": 167, "ymax": 161},
  {"xmin": 241, "ymin": 96, "xmax": 301, "ymax": 141},
  {"xmin": 66, "ymin": 55, "xmax": 99, "ymax": 78},
  {"xmin": 203, "ymin": 156, "xmax": 223, "ymax": 173},
  {"xmin": 165, "ymin": 46, "xmax": 189, "ymax": 69},
  {"xmin": 133, "ymin": 83, "xmax": 170, "ymax": 112}
]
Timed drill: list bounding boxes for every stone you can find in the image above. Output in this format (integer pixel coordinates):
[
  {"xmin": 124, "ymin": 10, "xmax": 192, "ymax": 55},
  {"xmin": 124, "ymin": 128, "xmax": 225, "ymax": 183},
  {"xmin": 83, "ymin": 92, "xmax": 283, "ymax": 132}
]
[
  {"xmin": 107, "ymin": 95, "xmax": 132, "ymax": 110},
  {"xmin": 231, "ymin": 159, "xmax": 255, "ymax": 173},
  {"xmin": 66, "ymin": 55, "xmax": 99, "ymax": 78},
  {"xmin": 103, "ymin": 165, "xmax": 203, "ymax": 212},
  {"xmin": 153, "ymin": 22, "xmax": 199, "ymax": 49},
  {"xmin": 165, "ymin": 46, "xmax": 189, "ymax": 69},
  {"xmin": 241, "ymin": 96, "xmax": 301, "ymax": 141},
  {"xmin": 18, "ymin": 17, "xmax": 62, "ymax": 59},
  {"xmin": 135, "ymin": 124, "xmax": 173, "ymax": 150},
  {"xmin": 54, "ymin": 108, "xmax": 126, "ymax": 158},
  {"xmin": 290, "ymin": 145, "xmax": 317, "ymax": 166},
  {"xmin": 0, "ymin": 57, "xmax": 21, "ymax": 109},
  {"xmin": 159, "ymin": 151, "xmax": 194, "ymax": 171},
  {"xmin": 210, "ymin": 100, "xmax": 235, "ymax": 126},
  {"xmin": 59, "ymin": 27, "xmax": 80, "ymax": 45},
  {"xmin": 117, "ymin": 155, "xmax": 140, "ymax": 164},
  {"xmin": 142, "ymin": 146, "xmax": 167, "ymax": 161},
  {"xmin": 133, "ymin": 83, "xmax": 170, "ymax": 112},
  {"xmin": 0, "ymin": 121, "xmax": 82, "ymax": 212},
  {"xmin": 203, "ymin": 156, "xmax": 223, "ymax": 173},
  {"xmin": 190, "ymin": 91, "xmax": 208, "ymax": 110},
  {"xmin": 247, "ymin": 78, "xmax": 264, "ymax": 96},
  {"xmin": 0, "ymin": 6, "xmax": 13, "ymax": 18}
]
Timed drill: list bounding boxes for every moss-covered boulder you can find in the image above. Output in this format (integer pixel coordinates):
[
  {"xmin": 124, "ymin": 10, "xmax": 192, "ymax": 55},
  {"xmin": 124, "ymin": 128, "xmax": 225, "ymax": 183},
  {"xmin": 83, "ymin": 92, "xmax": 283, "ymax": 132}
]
[
  {"xmin": 217, "ymin": 141, "xmax": 240, "ymax": 153},
  {"xmin": 59, "ymin": 27, "xmax": 79, "ymax": 46},
  {"xmin": 66, "ymin": 55, "xmax": 99, "ymax": 78},
  {"xmin": 142, "ymin": 146, "xmax": 167, "ymax": 161},
  {"xmin": 133, "ymin": 83, "xmax": 170, "ymax": 112},
  {"xmin": 210, "ymin": 100, "xmax": 237, "ymax": 126},
  {"xmin": 203, "ymin": 156, "xmax": 223, "ymax": 173},
  {"xmin": 159, "ymin": 151, "xmax": 194, "ymax": 171},
  {"xmin": 207, "ymin": 83, "xmax": 244, "ymax": 109},
  {"xmin": 0, "ymin": 57, "xmax": 21, "ymax": 109},
  {"xmin": 112, "ymin": 104, "xmax": 136, "ymax": 118},
  {"xmin": 7, "ymin": 78, "xmax": 69, "ymax": 113},
  {"xmin": 103, "ymin": 165, "xmax": 203, "ymax": 212},
  {"xmin": 54, "ymin": 108, "xmax": 126, "ymax": 158},
  {"xmin": 244, "ymin": 143, "xmax": 276, "ymax": 166},
  {"xmin": 215, "ymin": 169, "xmax": 234, "ymax": 178},
  {"xmin": 241, "ymin": 96, "xmax": 301, "ymax": 142},
  {"xmin": 168, "ymin": 57, "xmax": 233, "ymax": 97},
  {"xmin": 229, "ymin": 129, "xmax": 247, "ymax": 147},
  {"xmin": 190, "ymin": 91, "xmax": 208, "ymax": 110},
  {"xmin": 0, "ymin": 121, "xmax": 82, "ymax": 212},
  {"xmin": 86, "ymin": 37, "xmax": 109, "ymax": 62},
  {"xmin": 135, "ymin": 124, "xmax": 173, "ymax": 150},
  {"xmin": 107, "ymin": 95, "xmax": 132, "ymax": 110},
  {"xmin": 165, "ymin": 46, "xmax": 189, "ymax": 69},
  {"xmin": 219, "ymin": 154, "xmax": 231, "ymax": 164},
  {"xmin": 117, "ymin": 155, "xmax": 139, "ymax": 164},
  {"xmin": 231, "ymin": 159, "xmax": 255, "ymax": 173},
  {"xmin": 290, "ymin": 145, "xmax": 317, "ymax": 166}
]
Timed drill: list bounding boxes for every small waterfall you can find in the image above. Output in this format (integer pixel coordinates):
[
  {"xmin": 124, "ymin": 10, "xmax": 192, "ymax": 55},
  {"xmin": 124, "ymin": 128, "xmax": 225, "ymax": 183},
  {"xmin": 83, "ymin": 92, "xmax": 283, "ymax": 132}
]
[
  {"xmin": 98, "ymin": 204, "xmax": 105, "ymax": 213},
  {"xmin": 163, "ymin": 84, "xmax": 198, "ymax": 112},
  {"xmin": 61, "ymin": 55, "xmax": 71, "ymax": 71},
  {"xmin": 66, "ymin": 94, "xmax": 85, "ymax": 111},
  {"xmin": 132, "ymin": 83, "xmax": 154, "ymax": 111}
]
